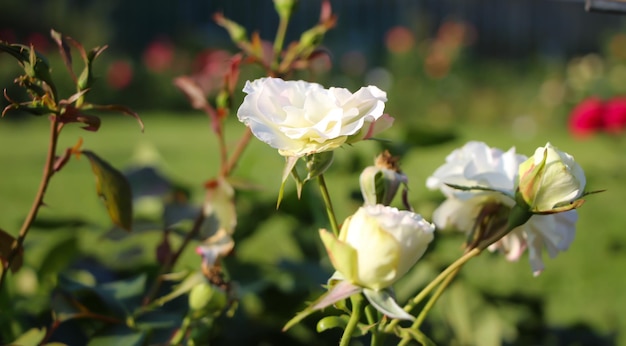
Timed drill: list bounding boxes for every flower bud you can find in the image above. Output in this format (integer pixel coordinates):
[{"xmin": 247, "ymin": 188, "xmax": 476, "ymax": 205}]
[
  {"xmin": 359, "ymin": 151, "xmax": 407, "ymax": 206},
  {"xmin": 305, "ymin": 151, "xmax": 334, "ymax": 181},
  {"xmin": 273, "ymin": 0, "xmax": 298, "ymax": 21},
  {"xmin": 214, "ymin": 13, "xmax": 248, "ymax": 45},
  {"xmin": 189, "ymin": 281, "xmax": 227, "ymax": 317},
  {"xmin": 517, "ymin": 143, "xmax": 586, "ymax": 213},
  {"xmin": 320, "ymin": 205, "xmax": 434, "ymax": 291}
]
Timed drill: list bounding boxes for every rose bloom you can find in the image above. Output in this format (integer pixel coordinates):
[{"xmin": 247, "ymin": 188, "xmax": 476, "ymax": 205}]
[
  {"xmin": 320, "ymin": 205, "xmax": 434, "ymax": 291},
  {"xmin": 568, "ymin": 97, "xmax": 604, "ymax": 138},
  {"xmin": 427, "ymin": 141, "xmax": 578, "ymax": 275},
  {"xmin": 237, "ymin": 77, "xmax": 392, "ymax": 157}
]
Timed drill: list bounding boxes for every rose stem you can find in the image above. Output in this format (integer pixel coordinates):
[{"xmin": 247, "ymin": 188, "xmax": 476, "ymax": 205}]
[
  {"xmin": 339, "ymin": 294, "xmax": 363, "ymax": 346},
  {"xmin": 382, "ymin": 247, "xmax": 481, "ymax": 334},
  {"xmin": 397, "ymin": 267, "xmax": 461, "ymax": 346},
  {"xmin": 0, "ymin": 116, "xmax": 62, "ymax": 288},
  {"xmin": 317, "ymin": 174, "xmax": 340, "ymax": 236}
]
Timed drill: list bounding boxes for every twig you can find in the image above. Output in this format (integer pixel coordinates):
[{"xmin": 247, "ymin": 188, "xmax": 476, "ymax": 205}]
[
  {"xmin": 221, "ymin": 128, "xmax": 252, "ymax": 177},
  {"xmin": 0, "ymin": 117, "xmax": 62, "ymax": 287},
  {"xmin": 143, "ymin": 211, "xmax": 206, "ymax": 305}
]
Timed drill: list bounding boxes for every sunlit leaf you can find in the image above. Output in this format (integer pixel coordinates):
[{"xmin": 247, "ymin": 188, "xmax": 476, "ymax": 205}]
[
  {"xmin": 277, "ymin": 156, "xmax": 298, "ymax": 208},
  {"xmin": 82, "ymin": 150, "xmax": 133, "ymax": 231},
  {"xmin": 283, "ymin": 281, "xmax": 361, "ymax": 332},
  {"xmin": 134, "ymin": 310, "xmax": 180, "ymax": 330},
  {"xmin": 0, "ymin": 228, "xmax": 23, "ymax": 273},
  {"xmin": 88, "ymin": 325, "xmax": 145, "ymax": 346},
  {"xmin": 363, "ymin": 288, "xmax": 414, "ymax": 321},
  {"xmin": 8, "ymin": 328, "xmax": 46, "ymax": 346},
  {"xmin": 152, "ymin": 271, "xmax": 205, "ymax": 307}
]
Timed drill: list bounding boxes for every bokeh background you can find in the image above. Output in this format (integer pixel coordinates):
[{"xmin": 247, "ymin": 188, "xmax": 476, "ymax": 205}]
[{"xmin": 2, "ymin": 0, "xmax": 626, "ymax": 345}]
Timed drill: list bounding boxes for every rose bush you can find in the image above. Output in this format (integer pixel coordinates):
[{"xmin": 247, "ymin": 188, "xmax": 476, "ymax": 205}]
[
  {"xmin": 427, "ymin": 141, "xmax": 581, "ymax": 275},
  {"xmin": 236, "ymin": 77, "xmax": 392, "ymax": 157},
  {"xmin": 319, "ymin": 205, "xmax": 434, "ymax": 291}
]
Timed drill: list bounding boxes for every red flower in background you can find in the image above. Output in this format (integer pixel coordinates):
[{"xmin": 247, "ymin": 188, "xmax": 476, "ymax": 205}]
[
  {"xmin": 603, "ymin": 97, "xmax": 626, "ymax": 134},
  {"xmin": 568, "ymin": 96, "xmax": 626, "ymax": 137},
  {"xmin": 107, "ymin": 60, "xmax": 134, "ymax": 90},
  {"xmin": 143, "ymin": 39, "xmax": 174, "ymax": 73},
  {"xmin": 569, "ymin": 97, "xmax": 605, "ymax": 137}
]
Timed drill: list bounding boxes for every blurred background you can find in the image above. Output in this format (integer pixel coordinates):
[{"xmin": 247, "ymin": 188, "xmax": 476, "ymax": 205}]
[{"xmin": 2, "ymin": 0, "xmax": 626, "ymax": 345}]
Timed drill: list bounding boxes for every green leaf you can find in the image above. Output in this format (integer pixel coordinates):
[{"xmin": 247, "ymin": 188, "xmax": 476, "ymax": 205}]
[
  {"xmin": 87, "ymin": 325, "xmax": 145, "ymax": 346},
  {"xmin": 277, "ymin": 156, "xmax": 298, "ymax": 208},
  {"xmin": 94, "ymin": 274, "xmax": 147, "ymax": 314},
  {"xmin": 82, "ymin": 150, "xmax": 133, "ymax": 231},
  {"xmin": 283, "ymin": 281, "xmax": 361, "ymax": 332},
  {"xmin": 363, "ymin": 288, "xmax": 414, "ymax": 321},
  {"xmin": 134, "ymin": 311, "xmax": 180, "ymax": 330},
  {"xmin": 152, "ymin": 271, "xmax": 205, "ymax": 307},
  {"xmin": 0, "ymin": 42, "xmax": 30, "ymax": 63},
  {"xmin": 0, "ymin": 228, "xmax": 22, "ymax": 273},
  {"xmin": 8, "ymin": 328, "xmax": 46, "ymax": 346},
  {"xmin": 444, "ymin": 183, "xmax": 509, "ymax": 196}
]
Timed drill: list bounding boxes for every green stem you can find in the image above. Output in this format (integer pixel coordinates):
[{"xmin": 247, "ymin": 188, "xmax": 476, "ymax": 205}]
[
  {"xmin": 414, "ymin": 267, "xmax": 459, "ymax": 328},
  {"xmin": 383, "ymin": 247, "xmax": 481, "ymax": 334},
  {"xmin": 365, "ymin": 304, "xmax": 382, "ymax": 346},
  {"xmin": 396, "ymin": 267, "xmax": 461, "ymax": 346},
  {"xmin": 317, "ymin": 174, "xmax": 340, "ymax": 236},
  {"xmin": 340, "ymin": 294, "xmax": 363, "ymax": 346},
  {"xmin": 170, "ymin": 316, "xmax": 192, "ymax": 346},
  {"xmin": 272, "ymin": 16, "xmax": 290, "ymax": 70}
]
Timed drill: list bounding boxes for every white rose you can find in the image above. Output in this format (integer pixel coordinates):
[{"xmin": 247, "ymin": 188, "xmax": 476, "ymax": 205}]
[
  {"xmin": 319, "ymin": 205, "xmax": 435, "ymax": 291},
  {"xmin": 426, "ymin": 141, "xmax": 525, "ymax": 199},
  {"xmin": 432, "ymin": 195, "xmax": 578, "ymax": 276},
  {"xmin": 237, "ymin": 77, "xmax": 391, "ymax": 157},
  {"xmin": 427, "ymin": 141, "xmax": 579, "ymax": 275},
  {"xmin": 517, "ymin": 143, "xmax": 586, "ymax": 213}
]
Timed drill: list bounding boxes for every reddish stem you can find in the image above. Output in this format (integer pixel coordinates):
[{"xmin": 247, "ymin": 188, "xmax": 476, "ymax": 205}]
[
  {"xmin": 0, "ymin": 117, "xmax": 62, "ymax": 287},
  {"xmin": 221, "ymin": 127, "xmax": 252, "ymax": 177}
]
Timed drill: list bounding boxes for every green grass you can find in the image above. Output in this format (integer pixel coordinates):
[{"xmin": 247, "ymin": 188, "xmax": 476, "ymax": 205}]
[{"xmin": 1, "ymin": 112, "xmax": 626, "ymax": 344}]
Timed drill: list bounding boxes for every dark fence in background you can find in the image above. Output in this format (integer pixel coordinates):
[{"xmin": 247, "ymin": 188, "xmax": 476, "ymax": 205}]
[{"xmin": 1, "ymin": 0, "xmax": 625, "ymax": 61}]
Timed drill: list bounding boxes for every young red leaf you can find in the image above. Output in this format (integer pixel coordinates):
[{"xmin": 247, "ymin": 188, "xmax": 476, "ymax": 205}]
[
  {"xmin": 50, "ymin": 29, "xmax": 76, "ymax": 82},
  {"xmin": 81, "ymin": 103, "xmax": 144, "ymax": 132}
]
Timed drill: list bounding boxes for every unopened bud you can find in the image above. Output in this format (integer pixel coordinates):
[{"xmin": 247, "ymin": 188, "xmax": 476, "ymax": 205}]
[
  {"xmin": 305, "ymin": 151, "xmax": 334, "ymax": 181},
  {"xmin": 189, "ymin": 281, "xmax": 228, "ymax": 317},
  {"xmin": 359, "ymin": 151, "xmax": 407, "ymax": 206},
  {"xmin": 274, "ymin": 0, "xmax": 298, "ymax": 20}
]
